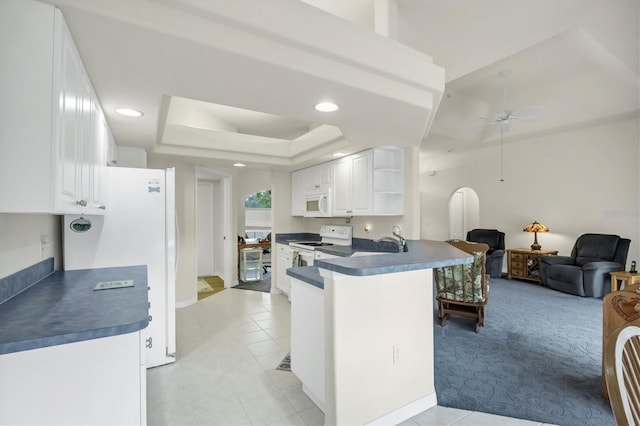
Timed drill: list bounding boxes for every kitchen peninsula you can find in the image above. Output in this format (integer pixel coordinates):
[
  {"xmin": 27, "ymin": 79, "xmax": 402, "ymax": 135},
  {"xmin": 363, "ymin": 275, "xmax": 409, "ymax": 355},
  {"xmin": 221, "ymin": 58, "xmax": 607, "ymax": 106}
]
[
  {"xmin": 0, "ymin": 259, "xmax": 149, "ymax": 425},
  {"xmin": 286, "ymin": 240, "xmax": 472, "ymax": 425}
]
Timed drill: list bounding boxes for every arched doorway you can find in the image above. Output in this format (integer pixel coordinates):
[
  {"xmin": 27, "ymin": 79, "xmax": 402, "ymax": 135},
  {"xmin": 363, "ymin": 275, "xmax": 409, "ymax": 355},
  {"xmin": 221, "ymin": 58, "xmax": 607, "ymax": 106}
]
[{"xmin": 448, "ymin": 187, "xmax": 480, "ymax": 239}]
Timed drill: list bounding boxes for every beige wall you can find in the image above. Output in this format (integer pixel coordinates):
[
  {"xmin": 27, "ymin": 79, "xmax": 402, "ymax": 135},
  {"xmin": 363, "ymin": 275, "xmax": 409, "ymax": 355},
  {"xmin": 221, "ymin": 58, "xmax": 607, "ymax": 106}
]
[
  {"xmin": 420, "ymin": 117, "xmax": 640, "ymax": 267},
  {"xmin": 0, "ymin": 214, "xmax": 62, "ymax": 279}
]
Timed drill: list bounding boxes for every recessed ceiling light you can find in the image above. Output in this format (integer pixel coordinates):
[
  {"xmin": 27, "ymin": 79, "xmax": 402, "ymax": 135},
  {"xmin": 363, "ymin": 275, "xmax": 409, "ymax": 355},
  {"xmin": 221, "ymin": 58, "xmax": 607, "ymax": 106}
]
[
  {"xmin": 332, "ymin": 152, "xmax": 346, "ymax": 157},
  {"xmin": 233, "ymin": 163, "xmax": 246, "ymax": 167},
  {"xmin": 116, "ymin": 108, "xmax": 144, "ymax": 117},
  {"xmin": 315, "ymin": 102, "xmax": 338, "ymax": 112}
]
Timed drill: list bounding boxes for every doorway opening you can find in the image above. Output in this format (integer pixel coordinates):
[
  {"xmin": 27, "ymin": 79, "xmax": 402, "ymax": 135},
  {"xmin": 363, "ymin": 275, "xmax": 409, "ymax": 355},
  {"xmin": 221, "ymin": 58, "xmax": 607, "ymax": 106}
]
[
  {"xmin": 448, "ymin": 187, "xmax": 480, "ymax": 240},
  {"xmin": 236, "ymin": 189, "xmax": 272, "ymax": 292},
  {"xmin": 195, "ymin": 167, "xmax": 233, "ymax": 302}
]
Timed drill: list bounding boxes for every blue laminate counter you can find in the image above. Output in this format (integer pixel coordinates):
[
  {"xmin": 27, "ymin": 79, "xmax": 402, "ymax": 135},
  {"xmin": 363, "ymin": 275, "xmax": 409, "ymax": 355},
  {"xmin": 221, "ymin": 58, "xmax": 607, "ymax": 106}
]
[
  {"xmin": 0, "ymin": 265, "xmax": 149, "ymax": 355},
  {"xmin": 286, "ymin": 240, "xmax": 473, "ymax": 287}
]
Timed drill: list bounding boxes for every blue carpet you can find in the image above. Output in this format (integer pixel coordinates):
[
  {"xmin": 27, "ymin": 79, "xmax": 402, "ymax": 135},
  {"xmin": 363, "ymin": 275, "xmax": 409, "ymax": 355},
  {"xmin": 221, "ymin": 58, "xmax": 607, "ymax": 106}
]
[{"xmin": 434, "ymin": 278, "xmax": 614, "ymax": 426}]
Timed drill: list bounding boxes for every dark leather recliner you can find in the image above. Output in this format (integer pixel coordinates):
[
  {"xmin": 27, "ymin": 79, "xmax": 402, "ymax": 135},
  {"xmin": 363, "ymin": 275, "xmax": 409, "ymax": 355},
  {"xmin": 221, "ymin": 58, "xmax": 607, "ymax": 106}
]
[
  {"xmin": 466, "ymin": 229, "xmax": 505, "ymax": 278},
  {"xmin": 540, "ymin": 233, "xmax": 631, "ymax": 298}
]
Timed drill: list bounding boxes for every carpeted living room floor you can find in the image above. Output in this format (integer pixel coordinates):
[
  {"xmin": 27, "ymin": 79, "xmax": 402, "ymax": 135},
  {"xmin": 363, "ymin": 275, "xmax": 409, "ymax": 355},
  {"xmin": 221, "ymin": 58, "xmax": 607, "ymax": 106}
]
[{"xmin": 434, "ymin": 277, "xmax": 614, "ymax": 426}]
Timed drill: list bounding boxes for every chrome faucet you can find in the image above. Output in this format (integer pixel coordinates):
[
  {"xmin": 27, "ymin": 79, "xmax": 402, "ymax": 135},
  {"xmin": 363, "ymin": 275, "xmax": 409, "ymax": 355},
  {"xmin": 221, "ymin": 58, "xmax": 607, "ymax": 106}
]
[
  {"xmin": 375, "ymin": 235, "xmax": 406, "ymax": 252},
  {"xmin": 374, "ymin": 225, "xmax": 407, "ymax": 252},
  {"xmin": 392, "ymin": 228, "xmax": 406, "ymax": 249}
]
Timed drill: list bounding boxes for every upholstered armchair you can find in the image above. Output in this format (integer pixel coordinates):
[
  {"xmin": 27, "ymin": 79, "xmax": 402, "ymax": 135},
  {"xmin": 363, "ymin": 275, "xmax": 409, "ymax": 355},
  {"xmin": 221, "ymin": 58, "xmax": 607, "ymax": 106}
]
[
  {"xmin": 540, "ymin": 233, "xmax": 631, "ymax": 298},
  {"xmin": 434, "ymin": 240, "xmax": 490, "ymax": 333},
  {"xmin": 466, "ymin": 229, "xmax": 505, "ymax": 278}
]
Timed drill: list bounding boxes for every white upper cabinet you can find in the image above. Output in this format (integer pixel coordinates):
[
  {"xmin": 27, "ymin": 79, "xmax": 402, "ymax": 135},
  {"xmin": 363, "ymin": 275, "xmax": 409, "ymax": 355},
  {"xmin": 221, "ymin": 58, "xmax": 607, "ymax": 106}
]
[
  {"xmin": 332, "ymin": 147, "xmax": 404, "ymax": 217},
  {"xmin": 0, "ymin": 0, "xmax": 109, "ymax": 214},
  {"xmin": 291, "ymin": 169, "xmax": 306, "ymax": 216},
  {"xmin": 291, "ymin": 162, "xmax": 333, "ymax": 216},
  {"xmin": 372, "ymin": 147, "xmax": 404, "ymax": 215},
  {"xmin": 303, "ymin": 162, "xmax": 332, "ymax": 193},
  {"xmin": 292, "ymin": 147, "xmax": 404, "ymax": 217},
  {"xmin": 333, "ymin": 150, "xmax": 373, "ymax": 216}
]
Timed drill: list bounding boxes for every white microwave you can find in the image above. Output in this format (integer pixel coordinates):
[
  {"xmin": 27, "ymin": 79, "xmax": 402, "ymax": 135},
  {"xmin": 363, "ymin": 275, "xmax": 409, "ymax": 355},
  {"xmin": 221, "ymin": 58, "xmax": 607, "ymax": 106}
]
[{"xmin": 304, "ymin": 190, "xmax": 331, "ymax": 217}]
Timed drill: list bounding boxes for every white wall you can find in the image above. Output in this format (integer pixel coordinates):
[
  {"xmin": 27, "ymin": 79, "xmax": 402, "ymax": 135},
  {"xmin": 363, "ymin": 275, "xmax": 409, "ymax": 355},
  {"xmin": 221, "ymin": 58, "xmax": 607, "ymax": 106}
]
[
  {"xmin": 420, "ymin": 117, "xmax": 640, "ymax": 267},
  {"xmin": 0, "ymin": 214, "xmax": 61, "ymax": 278},
  {"xmin": 116, "ymin": 146, "xmax": 147, "ymax": 168}
]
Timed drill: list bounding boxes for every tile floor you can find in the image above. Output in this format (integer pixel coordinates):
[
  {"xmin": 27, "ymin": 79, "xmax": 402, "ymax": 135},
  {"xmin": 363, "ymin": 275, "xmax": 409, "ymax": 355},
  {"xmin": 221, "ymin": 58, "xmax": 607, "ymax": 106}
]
[{"xmin": 147, "ymin": 288, "xmax": 553, "ymax": 425}]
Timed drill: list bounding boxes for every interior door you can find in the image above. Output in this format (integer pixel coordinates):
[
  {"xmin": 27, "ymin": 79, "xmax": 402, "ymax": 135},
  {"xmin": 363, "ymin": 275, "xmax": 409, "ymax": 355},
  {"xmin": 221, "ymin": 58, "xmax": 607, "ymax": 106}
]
[{"xmin": 197, "ymin": 181, "xmax": 216, "ymax": 277}]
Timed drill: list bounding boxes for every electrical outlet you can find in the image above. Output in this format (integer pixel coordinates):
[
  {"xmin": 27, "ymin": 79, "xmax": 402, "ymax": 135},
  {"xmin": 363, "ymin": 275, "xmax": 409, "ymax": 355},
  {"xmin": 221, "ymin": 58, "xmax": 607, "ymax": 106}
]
[{"xmin": 393, "ymin": 344, "xmax": 400, "ymax": 364}]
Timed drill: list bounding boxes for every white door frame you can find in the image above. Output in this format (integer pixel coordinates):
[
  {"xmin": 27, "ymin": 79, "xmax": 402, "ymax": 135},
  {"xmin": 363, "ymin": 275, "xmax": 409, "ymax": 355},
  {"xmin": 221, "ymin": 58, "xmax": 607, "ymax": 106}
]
[{"xmin": 196, "ymin": 167, "xmax": 233, "ymax": 289}]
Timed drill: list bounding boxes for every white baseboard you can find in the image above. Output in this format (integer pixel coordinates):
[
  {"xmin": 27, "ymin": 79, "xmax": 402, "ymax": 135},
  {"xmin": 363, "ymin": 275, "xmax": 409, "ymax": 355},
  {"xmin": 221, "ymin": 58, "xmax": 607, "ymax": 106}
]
[
  {"xmin": 302, "ymin": 384, "xmax": 325, "ymax": 413},
  {"xmin": 366, "ymin": 393, "xmax": 438, "ymax": 425},
  {"xmin": 175, "ymin": 297, "xmax": 197, "ymax": 308}
]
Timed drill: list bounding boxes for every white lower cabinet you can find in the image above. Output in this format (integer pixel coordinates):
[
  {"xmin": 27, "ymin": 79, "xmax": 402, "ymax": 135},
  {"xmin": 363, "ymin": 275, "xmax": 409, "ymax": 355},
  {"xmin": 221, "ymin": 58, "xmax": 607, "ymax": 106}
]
[
  {"xmin": 0, "ymin": 331, "xmax": 146, "ymax": 425},
  {"xmin": 276, "ymin": 243, "xmax": 292, "ymax": 295},
  {"xmin": 290, "ymin": 278, "xmax": 325, "ymax": 411}
]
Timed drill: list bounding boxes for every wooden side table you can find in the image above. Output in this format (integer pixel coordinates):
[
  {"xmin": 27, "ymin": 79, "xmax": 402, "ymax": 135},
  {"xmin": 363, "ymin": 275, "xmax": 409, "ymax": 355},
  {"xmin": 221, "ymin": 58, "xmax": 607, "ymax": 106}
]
[
  {"xmin": 610, "ymin": 271, "xmax": 640, "ymax": 292},
  {"xmin": 507, "ymin": 248, "xmax": 558, "ymax": 283}
]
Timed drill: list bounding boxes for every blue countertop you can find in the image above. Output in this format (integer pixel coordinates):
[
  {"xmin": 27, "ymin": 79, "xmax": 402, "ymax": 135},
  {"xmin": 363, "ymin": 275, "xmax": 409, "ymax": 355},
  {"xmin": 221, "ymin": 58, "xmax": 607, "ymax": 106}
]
[
  {"xmin": 286, "ymin": 239, "xmax": 473, "ymax": 288},
  {"xmin": 0, "ymin": 265, "xmax": 149, "ymax": 355}
]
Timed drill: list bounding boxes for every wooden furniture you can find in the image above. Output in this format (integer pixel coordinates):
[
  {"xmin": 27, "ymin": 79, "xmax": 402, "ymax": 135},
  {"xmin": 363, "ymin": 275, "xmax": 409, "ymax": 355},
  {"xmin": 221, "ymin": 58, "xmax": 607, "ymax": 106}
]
[
  {"xmin": 434, "ymin": 240, "xmax": 490, "ymax": 333},
  {"xmin": 603, "ymin": 325, "xmax": 640, "ymax": 424},
  {"xmin": 602, "ymin": 284, "xmax": 640, "ymax": 398},
  {"xmin": 507, "ymin": 248, "xmax": 558, "ymax": 283},
  {"xmin": 610, "ymin": 271, "xmax": 640, "ymax": 292}
]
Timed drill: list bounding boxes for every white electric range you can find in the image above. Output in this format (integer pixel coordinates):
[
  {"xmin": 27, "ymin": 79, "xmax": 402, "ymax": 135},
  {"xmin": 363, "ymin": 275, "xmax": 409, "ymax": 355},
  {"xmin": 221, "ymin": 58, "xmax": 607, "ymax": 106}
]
[{"xmin": 290, "ymin": 225, "xmax": 352, "ymax": 266}]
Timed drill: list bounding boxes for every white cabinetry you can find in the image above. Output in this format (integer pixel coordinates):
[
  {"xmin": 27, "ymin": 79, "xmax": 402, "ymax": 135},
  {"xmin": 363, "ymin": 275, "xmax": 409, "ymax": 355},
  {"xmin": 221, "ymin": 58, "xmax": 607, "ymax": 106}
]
[
  {"xmin": 0, "ymin": 331, "xmax": 146, "ymax": 425},
  {"xmin": 333, "ymin": 147, "xmax": 404, "ymax": 216},
  {"xmin": 290, "ymin": 278, "xmax": 325, "ymax": 411},
  {"xmin": 304, "ymin": 162, "xmax": 332, "ymax": 192},
  {"xmin": 276, "ymin": 243, "xmax": 292, "ymax": 295},
  {"xmin": 332, "ymin": 150, "xmax": 373, "ymax": 216},
  {"xmin": 372, "ymin": 146, "xmax": 404, "ymax": 215},
  {"xmin": 291, "ymin": 169, "xmax": 305, "ymax": 216},
  {"xmin": 291, "ymin": 147, "xmax": 404, "ymax": 217},
  {"xmin": 0, "ymin": 0, "xmax": 108, "ymax": 214},
  {"xmin": 291, "ymin": 162, "xmax": 332, "ymax": 216}
]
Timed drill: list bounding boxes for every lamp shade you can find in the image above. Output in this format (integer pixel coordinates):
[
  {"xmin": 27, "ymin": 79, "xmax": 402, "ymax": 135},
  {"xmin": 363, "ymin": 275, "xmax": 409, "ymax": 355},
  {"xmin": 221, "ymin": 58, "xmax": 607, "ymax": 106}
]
[
  {"xmin": 523, "ymin": 221, "xmax": 549, "ymax": 233},
  {"xmin": 523, "ymin": 221, "xmax": 548, "ymax": 250}
]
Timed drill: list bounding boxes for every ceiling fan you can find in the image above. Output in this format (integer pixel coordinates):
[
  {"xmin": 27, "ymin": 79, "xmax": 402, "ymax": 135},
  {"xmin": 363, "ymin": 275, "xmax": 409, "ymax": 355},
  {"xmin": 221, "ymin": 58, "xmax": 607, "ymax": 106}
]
[{"xmin": 477, "ymin": 70, "xmax": 537, "ymax": 132}]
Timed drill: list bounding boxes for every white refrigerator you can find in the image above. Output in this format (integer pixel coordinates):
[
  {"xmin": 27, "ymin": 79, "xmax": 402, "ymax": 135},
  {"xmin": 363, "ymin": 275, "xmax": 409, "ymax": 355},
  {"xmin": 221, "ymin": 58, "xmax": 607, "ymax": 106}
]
[{"xmin": 63, "ymin": 167, "xmax": 176, "ymax": 368}]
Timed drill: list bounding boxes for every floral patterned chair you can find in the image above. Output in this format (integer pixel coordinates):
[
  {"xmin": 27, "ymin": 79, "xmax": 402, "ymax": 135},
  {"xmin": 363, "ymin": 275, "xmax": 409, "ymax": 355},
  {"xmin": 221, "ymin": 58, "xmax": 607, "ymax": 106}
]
[{"xmin": 434, "ymin": 240, "xmax": 490, "ymax": 333}]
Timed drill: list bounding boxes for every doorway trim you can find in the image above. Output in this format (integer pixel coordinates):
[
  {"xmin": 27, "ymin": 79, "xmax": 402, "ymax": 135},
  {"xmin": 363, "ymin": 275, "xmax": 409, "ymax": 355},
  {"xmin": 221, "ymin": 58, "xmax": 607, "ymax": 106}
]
[
  {"xmin": 196, "ymin": 167, "xmax": 233, "ymax": 290},
  {"xmin": 448, "ymin": 187, "xmax": 480, "ymax": 240}
]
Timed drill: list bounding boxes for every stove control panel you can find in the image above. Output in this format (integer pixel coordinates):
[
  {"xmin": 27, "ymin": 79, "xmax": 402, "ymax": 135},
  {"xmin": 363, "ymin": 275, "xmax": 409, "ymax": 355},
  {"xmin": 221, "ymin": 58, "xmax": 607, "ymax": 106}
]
[{"xmin": 320, "ymin": 225, "xmax": 352, "ymax": 242}]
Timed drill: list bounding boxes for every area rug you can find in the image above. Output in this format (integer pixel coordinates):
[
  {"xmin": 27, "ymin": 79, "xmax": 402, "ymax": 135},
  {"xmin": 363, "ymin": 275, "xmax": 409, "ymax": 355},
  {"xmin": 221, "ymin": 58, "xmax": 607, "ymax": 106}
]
[
  {"xmin": 233, "ymin": 270, "xmax": 271, "ymax": 293},
  {"xmin": 276, "ymin": 353, "xmax": 291, "ymax": 371},
  {"xmin": 197, "ymin": 276, "xmax": 225, "ymax": 301},
  {"xmin": 434, "ymin": 277, "xmax": 614, "ymax": 426}
]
